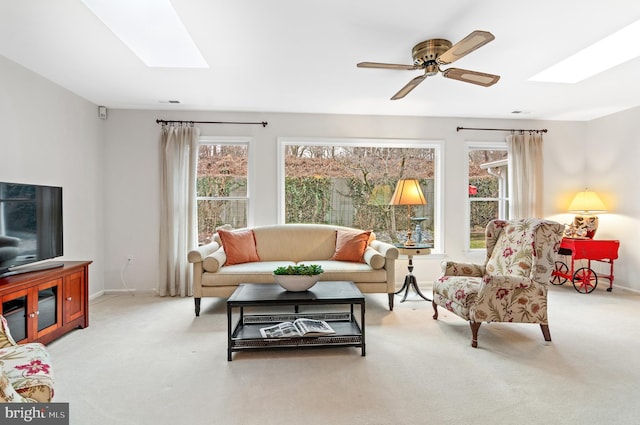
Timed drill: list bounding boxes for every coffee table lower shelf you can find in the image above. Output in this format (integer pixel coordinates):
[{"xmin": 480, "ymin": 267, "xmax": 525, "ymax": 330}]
[{"xmin": 229, "ymin": 313, "xmax": 365, "ymax": 360}]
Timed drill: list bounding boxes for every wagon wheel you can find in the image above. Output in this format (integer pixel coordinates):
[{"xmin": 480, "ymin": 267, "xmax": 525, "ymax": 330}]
[
  {"xmin": 550, "ymin": 261, "xmax": 569, "ymax": 285},
  {"xmin": 572, "ymin": 267, "xmax": 598, "ymax": 294}
]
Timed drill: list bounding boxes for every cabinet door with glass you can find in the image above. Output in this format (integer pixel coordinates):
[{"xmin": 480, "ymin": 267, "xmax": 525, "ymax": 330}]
[
  {"xmin": 0, "ymin": 278, "xmax": 62, "ymax": 343},
  {"xmin": 1, "ymin": 287, "xmax": 30, "ymax": 342},
  {"xmin": 34, "ymin": 278, "xmax": 63, "ymax": 341}
]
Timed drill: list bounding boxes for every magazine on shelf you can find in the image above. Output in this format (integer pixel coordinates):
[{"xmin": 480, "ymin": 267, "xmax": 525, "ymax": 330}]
[{"xmin": 259, "ymin": 318, "xmax": 335, "ymax": 338}]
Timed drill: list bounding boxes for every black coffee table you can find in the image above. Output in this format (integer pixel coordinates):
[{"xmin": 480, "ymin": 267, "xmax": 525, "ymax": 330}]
[{"xmin": 226, "ymin": 281, "xmax": 365, "ymax": 361}]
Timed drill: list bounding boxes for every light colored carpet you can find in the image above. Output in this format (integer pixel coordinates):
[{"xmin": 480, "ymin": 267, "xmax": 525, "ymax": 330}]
[{"xmin": 47, "ymin": 284, "xmax": 640, "ymax": 425}]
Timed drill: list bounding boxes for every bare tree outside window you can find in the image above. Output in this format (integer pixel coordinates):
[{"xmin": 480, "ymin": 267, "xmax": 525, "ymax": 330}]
[
  {"xmin": 283, "ymin": 143, "xmax": 436, "ymax": 244},
  {"xmin": 196, "ymin": 142, "xmax": 248, "ymax": 245}
]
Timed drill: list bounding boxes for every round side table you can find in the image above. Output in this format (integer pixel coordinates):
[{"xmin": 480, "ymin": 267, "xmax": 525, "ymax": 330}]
[{"xmin": 394, "ymin": 244, "xmax": 432, "ymax": 303}]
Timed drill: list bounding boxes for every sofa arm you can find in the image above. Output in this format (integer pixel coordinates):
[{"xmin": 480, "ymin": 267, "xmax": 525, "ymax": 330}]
[
  {"xmin": 369, "ymin": 240, "xmax": 399, "ymax": 260},
  {"xmin": 202, "ymin": 247, "xmax": 227, "ymax": 272},
  {"xmin": 441, "ymin": 260, "xmax": 485, "ymax": 277},
  {"xmin": 187, "ymin": 241, "xmax": 221, "ymax": 264},
  {"xmin": 363, "ymin": 247, "xmax": 385, "ymax": 269}
]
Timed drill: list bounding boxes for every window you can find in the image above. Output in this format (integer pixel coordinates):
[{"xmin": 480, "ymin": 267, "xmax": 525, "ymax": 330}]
[
  {"xmin": 196, "ymin": 137, "xmax": 250, "ymax": 245},
  {"xmin": 467, "ymin": 144, "xmax": 509, "ymax": 249},
  {"xmin": 279, "ymin": 138, "xmax": 442, "ymax": 250}
]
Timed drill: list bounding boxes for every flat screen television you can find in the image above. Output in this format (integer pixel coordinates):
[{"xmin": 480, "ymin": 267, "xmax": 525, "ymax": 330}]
[{"xmin": 0, "ymin": 182, "xmax": 63, "ymax": 278}]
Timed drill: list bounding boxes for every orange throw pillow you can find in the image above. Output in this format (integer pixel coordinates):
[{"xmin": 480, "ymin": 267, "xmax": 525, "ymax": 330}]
[
  {"xmin": 332, "ymin": 230, "xmax": 372, "ymax": 263},
  {"xmin": 217, "ymin": 229, "xmax": 260, "ymax": 266}
]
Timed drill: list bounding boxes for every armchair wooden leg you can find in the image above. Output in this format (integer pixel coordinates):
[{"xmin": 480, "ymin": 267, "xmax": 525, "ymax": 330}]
[
  {"xmin": 432, "ymin": 301, "xmax": 438, "ymax": 320},
  {"xmin": 540, "ymin": 324, "xmax": 552, "ymax": 342},
  {"xmin": 470, "ymin": 322, "xmax": 481, "ymax": 348},
  {"xmin": 388, "ymin": 293, "xmax": 394, "ymax": 311}
]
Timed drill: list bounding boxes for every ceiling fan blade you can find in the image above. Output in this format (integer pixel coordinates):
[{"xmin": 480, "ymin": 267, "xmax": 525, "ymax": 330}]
[
  {"xmin": 357, "ymin": 62, "xmax": 420, "ymax": 70},
  {"xmin": 442, "ymin": 68, "xmax": 500, "ymax": 87},
  {"xmin": 391, "ymin": 74, "xmax": 427, "ymax": 100},
  {"xmin": 437, "ymin": 30, "xmax": 495, "ymax": 65}
]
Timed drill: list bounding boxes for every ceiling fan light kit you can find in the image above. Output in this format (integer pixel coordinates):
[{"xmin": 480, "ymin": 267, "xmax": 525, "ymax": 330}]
[{"xmin": 357, "ymin": 30, "xmax": 500, "ymax": 99}]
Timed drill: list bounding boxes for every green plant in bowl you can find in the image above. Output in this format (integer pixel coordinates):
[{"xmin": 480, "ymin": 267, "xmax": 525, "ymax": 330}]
[
  {"xmin": 273, "ymin": 264, "xmax": 324, "ymax": 276},
  {"xmin": 273, "ymin": 264, "xmax": 324, "ymax": 291}
]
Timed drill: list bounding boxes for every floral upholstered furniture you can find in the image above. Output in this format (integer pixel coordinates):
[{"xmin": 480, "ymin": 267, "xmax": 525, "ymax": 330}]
[
  {"xmin": 432, "ymin": 218, "xmax": 564, "ymax": 348},
  {"xmin": 0, "ymin": 315, "xmax": 54, "ymax": 402}
]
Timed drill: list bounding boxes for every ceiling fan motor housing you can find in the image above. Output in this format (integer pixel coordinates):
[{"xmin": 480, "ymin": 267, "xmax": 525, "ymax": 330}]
[{"xmin": 412, "ymin": 39, "xmax": 452, "ymax": 75}]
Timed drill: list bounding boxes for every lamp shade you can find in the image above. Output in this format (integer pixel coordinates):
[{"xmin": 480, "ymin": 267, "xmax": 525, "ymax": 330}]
[
  {"xmin": 568, "ymin": 190, "xmax": 607, "ymax": 213},
  {"xmin": 389, "ymin": 179, "xmax": 426, "ymax": 206}
]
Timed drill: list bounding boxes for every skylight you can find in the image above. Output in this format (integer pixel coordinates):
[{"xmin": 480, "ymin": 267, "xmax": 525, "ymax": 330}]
[
  {"xmin": 80, "ymin": 0, "xmax": 208, "ymax": 68},
  {"xmin": 529, "ymin": 19, "xmax": 640, "ymax": 83}
]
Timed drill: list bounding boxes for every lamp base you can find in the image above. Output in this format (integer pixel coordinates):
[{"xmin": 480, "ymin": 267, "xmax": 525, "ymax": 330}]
[
  {"xmin": 404, "ymin": 230, "xmax": 415, "ymax": 247},
  {"xmin": 566, "ymin": 215, "xmax": 598, "ymax": 239}
]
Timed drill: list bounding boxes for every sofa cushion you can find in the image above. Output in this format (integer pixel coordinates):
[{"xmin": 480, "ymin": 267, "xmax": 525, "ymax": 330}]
[
  {"xmin": 201, "ymin": 261, "xmax": 296, "ymax": 286},
  {"xmin": 218, "ymin": 229, "xmax": 260, "ymax": 266},
  {"xmin": 253, "ymin": 224, "xmax": 338, "ymax": 262},
  {"xmin": 331, "ymin": 229, "xmax": 371, "ymax": 263},
  {"xmin": 307, "ymin": 260, "xmax": 388, "ymax": 283},
  {"xmin": 200, "ymin": 258, "xmax": 388, "ymax": 287}
]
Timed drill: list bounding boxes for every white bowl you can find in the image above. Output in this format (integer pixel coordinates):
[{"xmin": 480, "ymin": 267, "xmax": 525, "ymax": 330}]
[{"xmin": 273, "ymin": 274, "xmax": 321, "ymax": 292}]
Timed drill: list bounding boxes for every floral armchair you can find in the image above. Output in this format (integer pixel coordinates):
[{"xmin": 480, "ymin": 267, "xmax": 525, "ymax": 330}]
[
  {"xmin": 0, "ymin": 315, "xmax": 54, "ymax": 402},
  {"xmin": 432, "ymin": 218, "xmax": 564, "ymax": 348}
]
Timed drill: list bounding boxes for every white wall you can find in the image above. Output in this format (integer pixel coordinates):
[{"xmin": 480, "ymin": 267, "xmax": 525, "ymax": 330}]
[
  {"xmin": 0, "ymin": 56, "xmax": 105, "ymax": 295},
  {"xmin": 4, "ymin": 52, "xmax": 637, "ymax": 297},
  {"xmin": 584, "ymin": 107, "xmax": 640, "ymax": 291},
  {"xmin": 103, "ymin": 109, "xmax": 608, "ymax": 294}
]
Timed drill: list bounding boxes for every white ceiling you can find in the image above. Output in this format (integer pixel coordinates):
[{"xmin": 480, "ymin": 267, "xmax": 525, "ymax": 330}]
[{"xmin": 2, "ymin": 0, "xmax": 640, "ymax": 121}]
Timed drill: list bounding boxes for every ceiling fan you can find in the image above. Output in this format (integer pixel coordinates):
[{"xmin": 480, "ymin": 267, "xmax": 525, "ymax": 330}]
[{"xmin": 357, "ymin": 30, "xmax": 500, "ymax": 100}]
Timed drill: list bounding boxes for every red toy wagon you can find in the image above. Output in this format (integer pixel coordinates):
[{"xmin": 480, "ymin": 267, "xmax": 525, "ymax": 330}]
[{"xmin": 550, "ymin": 238, "xmax": 620, "ymax": 294}]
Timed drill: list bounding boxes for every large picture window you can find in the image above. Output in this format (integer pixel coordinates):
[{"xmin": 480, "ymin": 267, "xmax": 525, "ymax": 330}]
[
  {"xmin": 467, "ymin": 144, "xmax": 509, "ymax": 249},
  {"xmin": 279, "ymin": 138, "xmax": 442, "ymax": 249},
  {"xmin": 196, "ymin": 137, "xmax": 250, "ymax": 245}
]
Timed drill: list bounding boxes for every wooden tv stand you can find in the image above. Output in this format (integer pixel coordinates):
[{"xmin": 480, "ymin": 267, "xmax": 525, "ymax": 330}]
[{"xmin": 0, "ymin": 261, "xmax": 91, "ymax": 345}]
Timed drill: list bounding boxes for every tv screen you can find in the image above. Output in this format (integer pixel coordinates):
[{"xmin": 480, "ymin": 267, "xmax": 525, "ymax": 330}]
[{"xmin": 0, "ymin": 182, "xmax": 63, "ymax": 277}]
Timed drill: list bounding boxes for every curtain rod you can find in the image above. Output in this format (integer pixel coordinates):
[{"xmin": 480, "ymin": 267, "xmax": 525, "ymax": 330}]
[
  {"xmin": 457, "ymin": 126, "xmax": 547, "ymax": 133},
  {"xmin": 156, "ymin": 119, "xmax": 268, "ymax": 127}
]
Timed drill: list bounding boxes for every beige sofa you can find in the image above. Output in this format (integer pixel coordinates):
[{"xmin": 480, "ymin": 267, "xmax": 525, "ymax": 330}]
[{"xmin": 187, "ymin": 224, "xmax": 399, "ymax": 315}]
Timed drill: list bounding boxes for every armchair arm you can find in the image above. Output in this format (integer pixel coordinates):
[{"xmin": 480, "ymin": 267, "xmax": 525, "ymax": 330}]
[
  {"xmin": 0, "ymin": 364, "xmax": 24, "ymax": 402},
  {"xmin": 441, "ymin": 261, "xmax": 485, "ymax": 277},
  {"xmin": 0, "ymin": 315, "xmax": 16, "ymax": 348},
  {"xmin": 0, "ymin": 342, "xmax": 54, "ymax": 402},
  {"xmin": 187, "ymin": 241, "xmax": 221, "ymax": 264}
]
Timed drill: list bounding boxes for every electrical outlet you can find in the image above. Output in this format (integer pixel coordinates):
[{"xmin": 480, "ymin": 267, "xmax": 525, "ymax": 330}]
[{"xmin": 127, "ymin": 257, "xmax": 133, "ymax": 264}]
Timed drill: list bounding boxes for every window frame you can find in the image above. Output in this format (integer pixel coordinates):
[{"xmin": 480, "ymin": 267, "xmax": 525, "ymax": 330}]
[
  {"xmin": 277, "ymin": 137, "xmax": 444, "ymax": 253},
  {"xmin": 196, "ymin": 136, "xmax": 254, "ymax": 234},
  {"xmin": 465, "ymin": 141, "xmax": 509, "ymax": 252}
]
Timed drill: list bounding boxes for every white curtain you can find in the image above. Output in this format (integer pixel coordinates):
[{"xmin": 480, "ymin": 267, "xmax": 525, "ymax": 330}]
[
  {"xmin": 159, "ymin": 124, "xmax": 199, "ymax": 297},
  {"xmin": 507, "ymin": 132, "xmax": 543, "ymax": 219}
]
